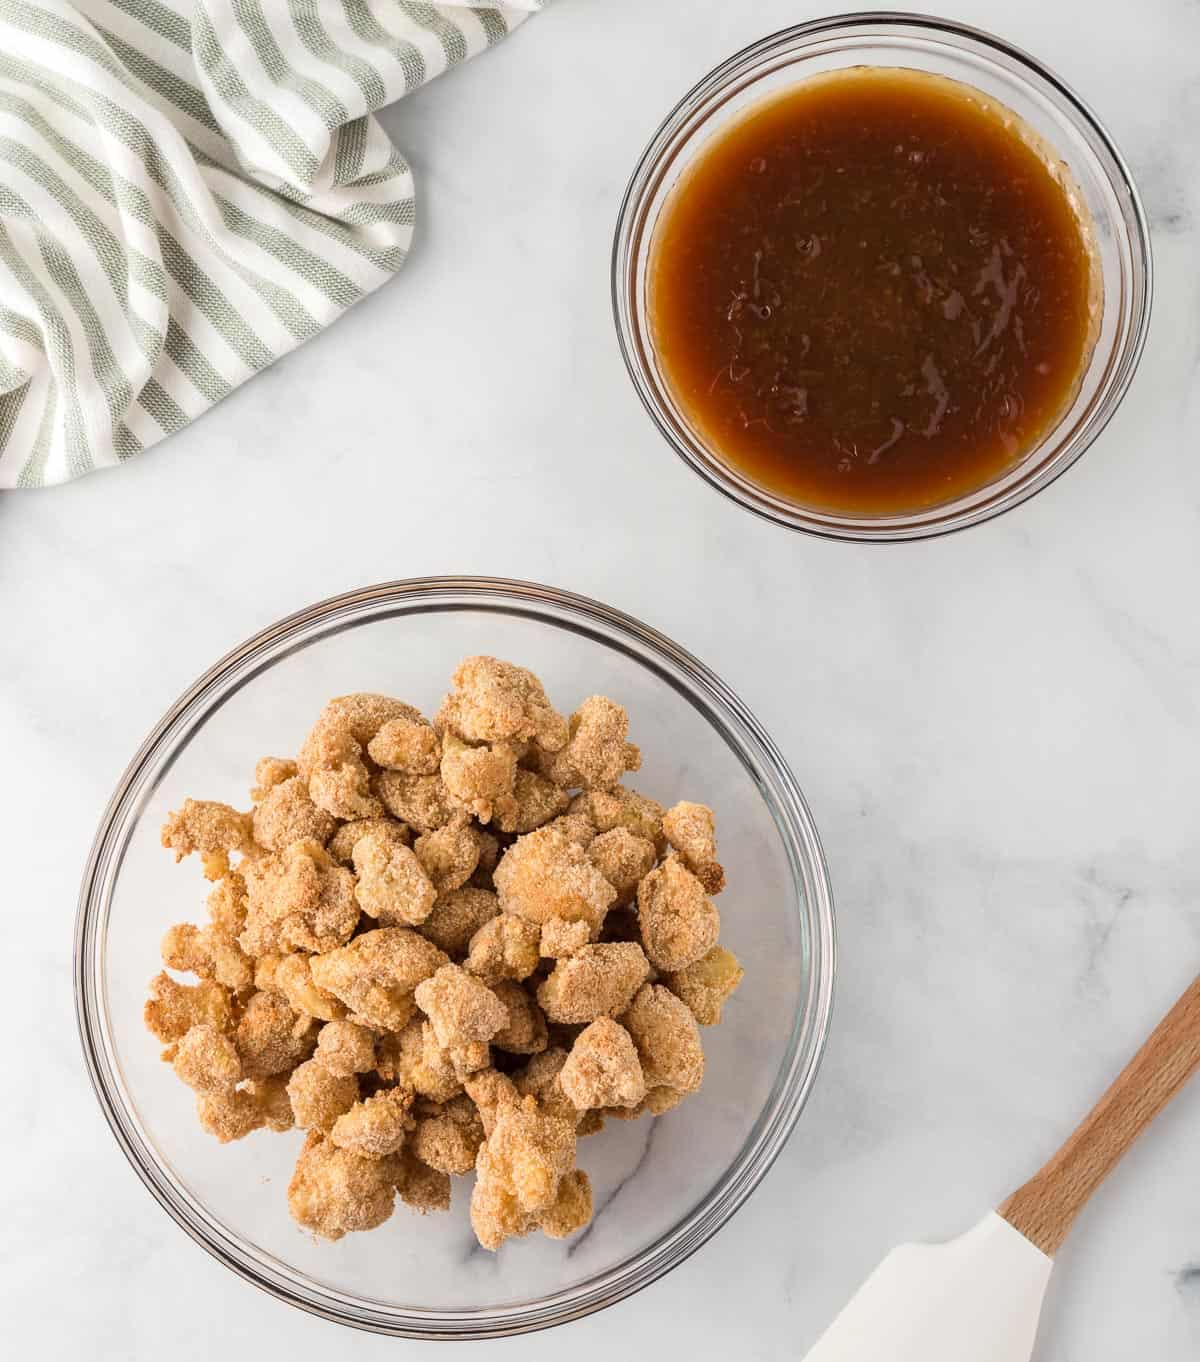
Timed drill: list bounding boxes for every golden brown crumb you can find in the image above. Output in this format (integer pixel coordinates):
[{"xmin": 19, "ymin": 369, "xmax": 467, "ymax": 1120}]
[
  {"xmin": 251, "ymin": 756, "xmax": 298, "ymax": 802},
  {"xmin": 171, "ymin": 1024, "xmax": 242, "ymax": 1093},
  {"xmin": 206, "ymin": 872, "xmax": 249, "ymax": 938},
  {"xmin": 537, "ymin": 943, "xmax": 650, "ymax": 1024},
  {"xmin": 396, "ymin": 1152, "xmax": 452, "ymax": 1214},
  {"xmin": 663, "ymin": 946, "xmax": 744, "ymax": 1025},
  {"xmin": 493, "ymin": 769, "xmax": 571, "ymax": 834},
  {"xmin": 309, "ymin": 927, "xmax": 446, "ymax": 1030},
  {"xmin": 274, "ymin": 953, "xmax": 345, "ymax": 1021},
  {"xmin": 462, "ymin": 914, "xmax": 541, "ymax": 985},
  {"xmin": 367, "ymin": 717, "xmax": 441, "ymax": 774},
  {"xmin": 438, "ymin": 656, "xmax": 568, "ymax": 751},
  {"xmin": 287, "ymin": 1058, "xmax": 359, "ymax": 1131},
  {"xmin": 440, "ymin": 733, "xmax": 518, "ymax": 823},
  {"xmin": 493, "ymin": 826, "xmax": 616, "ymax": 931},
  {"xmin": 469, "ymin": 1151, "xmax": 532, "ymax": 1250},
  {"xmin": 236, "ymin": 990, "xmax": 315, "ymax": 1080},
  {"xmin": 539, "ymin": 696, "xmax": 641, "ymax": 791},
  {"xmin": 374, "ymin": 770, "xmax": 456, "ymax": 833},
  {"xmin": 414, "ymin": 964, "xmax": 508, "ymax": 1051},
  {"xmin": 251, "ymin": 776, "xmax": 336, "ymax": 852},
  {"xmin": 463, "ymin": 1068, "xmax": 519, "ymax": 1137},
  {"xmin": 543, "ymin": 811, "xmax": 597, "ymax": 849},
  {"xmin": 483, "ymin": 1095, "xmax": 576, "ymax": 1214},
  {"xmin": 537, "ymin": 1168, "xmax": 592, "ymax": 1239},
  {"xmin": 352, "ymin": 831, "xmax": 437, "ymax": 926},
  {"xmin": 161, "ymin": 799, "xmax": 253, "ymax": 863},
  {"xmin": 196, "ymin": 1088, "xmax": 265, "ymax": 1142},
  {"xmin": 412, "ymin": 1021, "xmax": 467, "ymax": 1102},
  {"xmin": 330, "ymin": 1086, "xmax": 413, "ymax": 1157},
  {"xmin": 240, "ymin": 840, "xmax": 359, "ymax": 957},
  {"xmin": 491, "ymin": 979, "xmax": 548, "ymax": 1055},
  {"xmin": 569, "ymin": 788, "xmax": 666, "ymax": 852},
  {"xmin": 662, "ymin": 800, "xmax": 725, "ymax": 894},
  {"xmin": 288, "ymin": 1131, "xmax": 399, "ymax": 1239},
  {"xmin": 326, "ymin": 816, "xmax": 410, "ymax": 865},
  {"xmin": 577, "ymin": 1108, "xmax": 606, "ymax": 1137},
  {"xmin": 621, "ymin": 984, "xmax": 704, "ymax": 1094},
  {"xmin": 420, "ymin": 887, "xmax": 500, "ymax": 957},
  {"xmin": 636, "ymin": 855, "xmax": 720, "ymax": 972},
  {"xmin": 298, "ymin": 694, "xmax": 422, "ymax": 820},
  {"xmin": 409, "ymin": 1093, "xmax": 485, "ymax": 1174},
  {"xmin": 413, "ymin": 813, "xmax": 482, "ymax": 893},
  {"xmin": 587, "ymin": 827, "xmax": 657, "ymax": 906},
  {"xmin": 246, "ymin": 1074, "xmax": 294, "ymax": 1131},
  {"xmin": 161, "ymin": 921, "xmax": 254, "ymax": 995},
  {"xmin": 540, "ymin": 917, "xmax": 591, "ymax": 958},
  {"xmin": 144, "ymin": 973, "xmax": 233, "ymax": 1043},
  {"xmin": 315, "ymin": 1019, "xmax": 376, "ymax": 1076},
  {"xmin": 558, "ymin": 1018, "xmax": 645, "ymax": 1110}
]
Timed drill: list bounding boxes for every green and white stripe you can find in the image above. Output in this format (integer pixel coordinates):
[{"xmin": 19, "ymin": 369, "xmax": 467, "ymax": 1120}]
[{"xmin": 0, "ymin": 0, "xmax": 541, "ymax": 487}]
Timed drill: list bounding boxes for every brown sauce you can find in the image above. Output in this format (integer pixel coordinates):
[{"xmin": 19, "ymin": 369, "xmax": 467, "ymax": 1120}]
[{"xmin": 649, "ymin": 68, "xmax": 1100, "ymax": 517}]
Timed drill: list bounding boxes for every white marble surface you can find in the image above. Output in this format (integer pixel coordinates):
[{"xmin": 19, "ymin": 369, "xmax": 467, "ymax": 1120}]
[{"xmin": 3, "ymin": 0, "xmax": 1199, "ymax": 1357}]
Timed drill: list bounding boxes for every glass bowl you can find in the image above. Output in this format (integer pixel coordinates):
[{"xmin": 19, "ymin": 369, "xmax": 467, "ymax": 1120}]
[
  {"xmin": 612, "ymin": 13, "xmax": 1152, "ymax": 541},
  {"xmin": 75, "ymin": 578, "xmax": 835, "ymax": 1338}
]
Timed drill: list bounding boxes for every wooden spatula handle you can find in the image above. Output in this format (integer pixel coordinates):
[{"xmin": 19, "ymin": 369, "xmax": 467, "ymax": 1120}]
[{"xmin": 998, "ymin": 973, "xmax": 1200, "ymax": 1255}]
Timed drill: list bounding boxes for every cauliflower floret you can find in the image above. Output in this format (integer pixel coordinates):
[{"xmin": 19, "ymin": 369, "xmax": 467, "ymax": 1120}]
[
  {"xmin": 437, "ymin": 656, "xmax": 568, "ymax": 751},
  {"xmin": 251, "ymin": 776, "xmax": 335, "ymax": 852},
  {"xmin": 206, "ymin": 871, "xmax": 249, "ymax": 938},
  {"xmin": 663, "ymin": 945, "xmax": 744, "ymax": 1025},
  {"xmin": 569, "ymin": 787, "xmax": 666, "ymax": 853},
  {"xmin": 536, "ymin": 943, "xmax": 650, "ymax": 1024},
  {"xmin": 240, "ymin": 840, "xmax": 359, "ymax": 957},
  {"xmin": 196, "ymin": 1088, "xmax": 265, "ymax": 1143},
  {"xmin": 326, "ymin": 815, "xmax": 410, "ymax": 865},
  {"xmin": 469, "ymin": 1150, "xmax": 534, "ymax": 1251},
  {"xmin": 491, "ymin": 980, "xmax": 548, "ymax": 1055},
  {"xmin": 537, "ymin": 1168, "xmax": 592, "ymax": 1239},
  {"xmin": 462, "ymin": 914, "xmax": 541, "ymax": 985},
  {"xmin": 144, "ymin": 972, "xmax": 233, "ymax": 1043},
  {"xmin": 540, "ymin": 916, "xmax": 591, "ymax": 958},
  {"xmin": 309, "ymin": 928, "xmax": 444, "ymax": 1031},
  {"xmin": 538, "ymin": 697, "xmax": 641, "ymax": 791},
  {"xmin": 352, "ymin": 831, "xmax": 437, "ymax": 926},
  {"xmin": 587, "ymin": 826, "xmax": 657, "ymax": 906},
  {"xmin": 543, "ymin": 811, "xmax": 597, "ymax": 849},
  {"xmin": 298, "ymin": 693, "xmax": 422, "ymax": 819},
  {"xmin": 662, "ymin": 801, "xmax": 725, "ymax": 894},
  {"xmin": 414, "ymin": 964, "xmax": 508, "ymax": 1052},
  {"xmin": 620, "ymin": 984, "xmax": 704, "ymax": 1095},
  {"xmin": 396, "ymin": 1152, "xmax": 451, "ymax": 1214},
  {"xmin": 409, "ymin": 1093, "xmax": 486, "ymax": 1174},
  {"xmin": 235, "ymin": 990, "xmax": 314, "ymax": 1079},
  {"xmin": 274, "ymin": 952, "xmax": 345, "ymax": 1021},
  {"xmin": 367, "ymin": 716, "xmax": 441, "ymax": 774},
  {"xmin": 161, "ymin": 799, "xmax": 253, "ymax": 879},
  {"xmin": 160, "ymin": 921, "xmax": 254, "ymax": 995},
  {"xmin": 315, "ymin": 1019, "xmax": 376, "ymax": 1076},
  {"xmin": 481, "ymin": 1095, "xmax": 576, "ymax": 1214},
  {"xmin": 330, "ymin": 1086, "xmax": 413, "ymax": 1157},
  {"xmin": 171, "ymin": 1023, "xmax": 242, "ymax": 1093},
  {"xmin": 419, "ymin": 887, "xmax": 500, "ymax": 957},
  {"xmin": 493, "ymin": 769, "xmax": 571, "ymax": 835},
  {"xmin": 558, "ymin": 1018, "xmax": 645, "ymax": 1110},
  {"xmin": 246, "ymin": 1074, "xmax": 294, "ymax": 1131},
  {"xmin": 287, "ymin": 1131, "xmax": 399, "ymax": 1240},
  {"xmin": 463, "ymin": 1068, "xmax": 519, "ymax": 1137},
  {"xmin": 250, "ymin": 756, "xmax": 298, "ymax": 801},
  {"xmin": 439, "ymin": 733, "xmax": 518, "ymax": 824},
  {"xmin": 374, "ymin": 770, "xmax": 456, "ymax": 833},
  {"xmin": 636, "ymin": 855, "xmax": 719, "ymax": 972},
  {"xmin": 413, "ymin": 813, "xmax": 483, "ymax": 894},
  {"xmin": 286, "ymin": 1058, "xmax": 359, "ymax": 1131},
  {"xmin": 493, "ymin": 826, "xmax": 616, "ymax": 932}
]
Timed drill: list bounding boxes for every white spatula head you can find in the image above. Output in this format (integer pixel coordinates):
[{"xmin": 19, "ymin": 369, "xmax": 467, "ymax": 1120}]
[{"xmin": 803, "ymin": 1212, "xmax": 1052, "ymax": 1362}]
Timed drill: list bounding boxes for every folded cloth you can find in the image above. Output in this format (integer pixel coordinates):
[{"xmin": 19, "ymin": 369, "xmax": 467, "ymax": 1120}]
[{"xmin": 0, "ymin": 0, "xmax": 542, "ymax": 487}]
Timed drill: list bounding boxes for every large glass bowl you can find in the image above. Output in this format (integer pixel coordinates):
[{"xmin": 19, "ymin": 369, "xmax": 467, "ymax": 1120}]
[
  {"xmin": 613, "ymin": 13, "xmax": 1153, "ymax": 541},
  {"xmin": 75, "ymin": 578, "xmax": 835, "ymax": 1338}
]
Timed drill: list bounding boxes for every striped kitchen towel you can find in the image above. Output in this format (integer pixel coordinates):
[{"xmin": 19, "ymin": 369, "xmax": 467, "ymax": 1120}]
[{"xmin": 0, "ymin": 0, "xmax": 542, "ymax": 487}]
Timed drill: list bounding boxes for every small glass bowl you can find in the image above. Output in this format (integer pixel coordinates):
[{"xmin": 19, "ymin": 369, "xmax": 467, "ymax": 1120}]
[
  {"xmin": 75, "ymin": 578, "xmax": 835, "ymax": 1338},
  {"xmin": 612, "ymin": 13, "xmax": 1152, "ymax": 541}
]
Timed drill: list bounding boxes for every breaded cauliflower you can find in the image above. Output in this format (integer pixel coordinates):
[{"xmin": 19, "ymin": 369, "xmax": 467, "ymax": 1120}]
[
  {"xmin": 621, "ymin": 984, "xmax": 704, "ymax": 1095},
  {"xmin": 144, "ymin": 972, "xmax": 233, "ymax": 1043},
  {"xmin": 493, "ymin": 826, "xmax": 616, "ymax": 931},
  {"xmin": 462, "ymin": 913, "xmax": 541, "ymax": 985},
  {"xmin": 367, "ymin": 716, "xmax": 441, "ymax": 774},
  {"xmin": 286, "ymin": 1058, "xmax": 359, "ymax": 1131},
  {"xmin": 352, "ymin": 830, "xmax": 437, "ymax": 926},
  {"xmin": 438, "ymin": 656, "xmax": 568, "ymax": 751},
  {"xmin": 287, "ymin": 1131, "xmax": 399, "ymax": 1240},
  {"xmin": 374, "ymin": 770, "xmax": 456, "ymax": 833},
  {"xmin": 414, "ymin": 964, "xmax": 508, "ymax": 1052},
  {"xmin": 298, "ymin": 693, "xmax": 422, "ymax": 820},
  {"xmin": 536, "ymin": 943, "xmax": 650, "ymax": 1024},
  {"xmin": 587, "ymin": 826, "xmax": 657, "ymax": 906},
  {"xmin": 413, "ymin": 813, "xmax": 483, "ymax": 894},
  {"xmin": 309, "ymin": 927, "xmax": 446, "ymax": 1031},
  {"xmin": 662, "ymin": 800, "xmax": 725, "ymax": 894},
  {"xmin": 558, "ymin": 1018, "xmax": 645, "ymax": 1110},
  {"xmin": 315, "ymin": 1019, "xmax": 376, "ymax": 1076},
  {"xmin": 439, "ymin": 733, "xmax": 518, "ymax": 824},
  {"xmin": 251, "ymin": 776, "xmax": 336, "ymax": 852},
  {"xmin": 419, "ymin": 887, "xmax": 500, "ymax": 957},
  {"xmin": 663, "ymin": 945, "xmax": 744, "ymax": 1025},
  {"xmin": 240, "ymin": 840, "xmax": 359, "ymax": 957},
  {"xmin": 490, "ymin": 979, "xmax": 548, "ymax": 1055},
  {"xmin": 330, "ymin": 1086, "xmax": 413, "ymax": 1157},
  {"xmin": 538, "ymin": 697, "xmax": 641, "ymax": 791},
  {"xmin": 636, "ymin": 855, "xmax": 720, "ymax": 972}
]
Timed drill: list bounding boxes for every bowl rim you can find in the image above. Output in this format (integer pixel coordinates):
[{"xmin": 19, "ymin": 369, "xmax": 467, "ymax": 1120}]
[
  {"xmin": 611, "ymin": 10, "xmax": 1154, "ymax": 542},
  {"xmin": 75, "ymin": 576, "xmax": 836, "ymax": 1338}
]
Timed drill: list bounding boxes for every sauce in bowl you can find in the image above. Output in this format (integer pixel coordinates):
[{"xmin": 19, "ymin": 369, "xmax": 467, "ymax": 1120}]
[{"xmin": 648, "ymin": 68, "xmax": 1102, "ymax": 517}]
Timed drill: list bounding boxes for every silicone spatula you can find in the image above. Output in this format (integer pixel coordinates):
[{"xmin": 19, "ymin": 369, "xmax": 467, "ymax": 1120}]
[{"xmin": 804, "ymin": 973, "xmax": 1200, "ymax": 1362}]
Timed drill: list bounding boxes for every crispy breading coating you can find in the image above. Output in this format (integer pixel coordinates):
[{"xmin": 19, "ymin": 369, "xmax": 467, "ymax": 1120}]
[
  {"xmin": 537, "ymin": 1168, "xmax": 592, "ymax": 1239},
  {"xmin": 569, "ymin": 787, "xmax": 666, "ymax": 853},
  {"xmin": 251, "ymin": 776, "xmax": 336, "ymax": 852},
  {"xmin": 373, "ymin": 770, "xmax": 456, "ymax": 833},
  {"xmin": 539, "ymin": 697, "xmax": 641, "ymax": 791},
  {"xmin": 413, "ymin": 813, "xmax": 483, "ymax": 894},
  {"xmin": 287, "ymin": 1058, "xmax": 359, "ymax": 1131},
  {"xmin": 469, "ymin": 1151, "xmax": 534, "ymax": 1251},
  {"xmin": 196, "ymin": 1088, "xmax": 265, "ymax": 1142},
  {"xmin": 236, "ymin": 990, "xmax": 314, "ymax": 1080},
  {"xmin": 636, "ymin": 855, "xmax": 720, "ymax": 972},
  {"xmin": 662, "ymin": 800, "xmax": 725, "ymax": 894},
  {"xmin": 298, "ymin": 694, "xmax": 422, "ymax": 820},
  {"xmin": 493, "ymin": 769, "xmax": 571, "ymax": 834},
  {"xmin": 246, "ymin": 1074, "xmax": 294, "ymax": 1131},
  {"xmin": 438, "ymin": 656, "xmax": 568, "ymax": 751},
  {"xmin": 462, "ymin": 1068, "xmax": 519, "ymax": 1137},
  {"xmin": 352, "ymin": 830, "xmax": 437, "ymax": 926},
  {"xmin": 663, "ymin": 946, "xmax": 744, "ymax": 1026},
  {"xmin": 414, "ymin": 964, "xmax": 508, "ymax": 1051},
  {"xmin": 462, "ymin": 914, "xmax": 541, "ymax": 985},
  {"xmin": 587, "ymin": 826, "xmax": 657, "ymax": 906},
  {"xmin": 309, "ymin": 928, "xmax": 445, "ymax": 1031},
  {"xmin": 543, "ymin": 811, "xmax": 597, "ymax": 849},
  {"xmin": 161, "ymin": 799, "xmax": 252, "ymax": 863},
  {"xmin": 287, "ymin": 1131, "xmax": 398, "ymax": 1240},
  {"xmin": 240, "ymin": 840, "xmax": 359, "ymax": 957},
  {"xmin": 367, "ymin": 717, "xmax": 441, "ymax": 774},
  {"xmin": 536, "ymin": 943, "xmax": 650, "ymax": 1024},
  {"xmin": 274, "ymin": 952, "xmax": 345, "ymax": 1021},
  {"xmin": 419, "ymin": 887, "xmax": 500, "ymax": 957},
  {"xmin": 558, "ymin": 1018, "xmax": 645, "ymax": 1110},
  {"xmin": 412, "ymin": 1021, "xmax": 467, "ymax": 1102},
  {"xmin": 250, "ymin": 756, "xmax": 298, "ymax": 802},
  {"xmin": 161, "ymin": 921, "xmax": 254, "ymax": 995},
  {"xmin": 171, "ymin": 1023, "xmax": 242, "ymax": 1093},
  {"xmin": 395, "ymin": 1152, "xmax": 452, "ymax": 1214},
  {"xmin": 491, "ymin": 979, "xmax": 548, "ymax": 1055},
  {"xmin": 511, "ymin": 1047, "xmax": 579, "ymax": 1127},
  {"xmin": 483, "ymin": 1095, "xmax": 576, "ymax": 1214},
  {"xmin": 493, "ymin": 826, "xmax": 616, "ymax": 931},
  {"xmin": 326, "ymin": 815, "xmax": 410, "ymax": 865},
  {"xmin": 206, "ymin": 871, "xmax": 249, "ymax": 938},
  {"xmin": 144, "ymin": 972, "xmax": 233, "ymax": 1043},
  {"xmin": 439, "ymin": 733, "xmax": 518, "ymax": 823},
  {"xmin": 621, "ymin": 984, "xmax": 704, "ymax": 1095},
  {"xmin": 540, "ymin": 916, "xmax": 591, "ymax": 958},
  {"xmin": 409, "ymin": 1093, "xmax": 485, "ymax": 1174},
  {"xmin": 330, "ymin": 1086, "xmax": 413, "ymax": 1157},
  {"xmin": 315, "ymin": 1019, "xmax": 376, "ymax": 1076}
]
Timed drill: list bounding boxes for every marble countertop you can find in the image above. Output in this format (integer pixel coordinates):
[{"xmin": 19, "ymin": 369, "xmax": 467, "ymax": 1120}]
[{"xmin": 3, "ymin": 1, "xmax": 1198, "ymax": 1357}]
